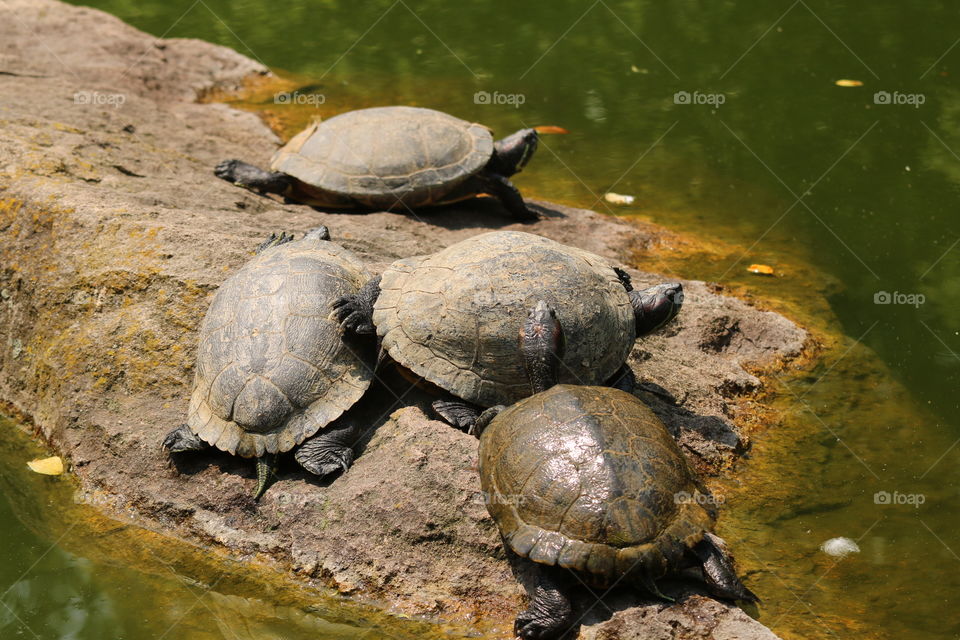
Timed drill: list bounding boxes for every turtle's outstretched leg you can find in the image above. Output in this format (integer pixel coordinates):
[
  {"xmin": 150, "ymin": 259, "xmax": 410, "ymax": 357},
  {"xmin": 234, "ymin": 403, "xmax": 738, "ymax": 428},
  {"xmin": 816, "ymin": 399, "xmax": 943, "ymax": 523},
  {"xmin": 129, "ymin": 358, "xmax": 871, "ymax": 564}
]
[
  {"xmin": 215, "ymin": 159, "xmax": 294, "ymax": 196},
  {"xmin": 515, "ymin": 563, "xmax": 576, "ymax": 640},
  {"xmin": 631, "ymin": 282, "xmax": 684, "ymax": 337},
  {"xmin": 479, "ymin": 172, "xmax": 538, "ymax": 223},
  {"xmin": 606, "ymin": 364, "xmax": 636, "ymax": 393},
  {"xmin": 162, "ymin": 424, "xmax": 208, "ymax": 452},
  {"xmin": 295, "ymin": 418, "xmax": 364, "ymax": 478},
  {"xmin": 692, "ymin": 532, "xmax": 759, "ymax": 603},
  {"xmin": 332, "ymin": 275, "xmax": 382, "ymax": 336},
  {"xmin": 253, "ymin": 452, "xmax": 280, "ymax": 501},
  {"xmin": 432, "ymin": 398, "xmax": 481, "ymax": 432}
]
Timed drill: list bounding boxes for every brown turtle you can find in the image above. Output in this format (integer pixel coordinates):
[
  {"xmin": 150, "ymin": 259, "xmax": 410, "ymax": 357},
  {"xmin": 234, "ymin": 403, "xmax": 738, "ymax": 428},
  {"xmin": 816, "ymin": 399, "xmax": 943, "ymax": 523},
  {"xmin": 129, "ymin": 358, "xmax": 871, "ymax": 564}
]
[
  {"xmin": 332, "ymin": 231, "xmax": 682, "ymax": 430},
  {"xmin": 473, "ymin": 302, "xmax": 758, "ymax": 638},
  {"xmin": 214, "ymin": 106, "xmax": 566, "ymax": 222},
  {"xmin": 163, "ymin": 228, "xmax": 375, "ymax": 498}
]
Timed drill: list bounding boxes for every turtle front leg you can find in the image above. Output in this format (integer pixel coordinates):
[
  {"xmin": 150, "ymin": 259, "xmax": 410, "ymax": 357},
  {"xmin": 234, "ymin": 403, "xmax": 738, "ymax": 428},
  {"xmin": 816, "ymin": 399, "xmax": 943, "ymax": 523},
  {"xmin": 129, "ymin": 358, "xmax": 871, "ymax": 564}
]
[
  {"xmin": 432, "ymin": 399, "xmax": 504, "ymax": 436},
  {"xmin": 215, "ymin": 159, "xmax": 293, "ymax": 196},
  {"xmin": 478, "ymin": 172, "xmax": 538, "ymax": 223},
  {"xmin": 432, "ymin": 398, "xmax": 481, "ymax": 432},
  {"xmin": 332, "ymin": 276, "xmax": 382, "ymax": 336},
  {"xmin": 162, "ymin": 424, "xmax": 209, "ymax": 453},
  {"xmin": 515, "ymin": 563, "xmax": 576, "ymax": 640},
  {"xmin": 294, "ymin": 418, "xmax": 364, "ymax": 478},
  {"xmin": 692, "ymin": 532, "xmax": 760, "ymax": 603}
]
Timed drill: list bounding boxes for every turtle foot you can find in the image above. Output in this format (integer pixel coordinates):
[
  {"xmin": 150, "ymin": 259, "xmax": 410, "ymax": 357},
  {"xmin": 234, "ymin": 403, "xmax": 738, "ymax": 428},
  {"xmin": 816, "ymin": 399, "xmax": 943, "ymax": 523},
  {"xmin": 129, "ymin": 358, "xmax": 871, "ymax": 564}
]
[
  {"xmin": 432, "ymin": 399, "xmax": 481, "ymax": 432},
  {"xmin": 162, "ymin": 424, "xmax": 208, "ymax": 453},
  {"xmin": 295, "ymin": 442, "xmax": 354, "ymax": 478},
  {"xmin": 514, "ymin": 564, "xmax": 576, "ymax": 640},
  {"xmin": 514, "ymin": 603, "xmax": 574, "ymax": 640},
  {"xmin": 694, "ymin": 532, "xmax": 760, "ymax": 603},
  {"xmin": 332, "ymin": 276, "xmax": 381, "ymax": 336}
]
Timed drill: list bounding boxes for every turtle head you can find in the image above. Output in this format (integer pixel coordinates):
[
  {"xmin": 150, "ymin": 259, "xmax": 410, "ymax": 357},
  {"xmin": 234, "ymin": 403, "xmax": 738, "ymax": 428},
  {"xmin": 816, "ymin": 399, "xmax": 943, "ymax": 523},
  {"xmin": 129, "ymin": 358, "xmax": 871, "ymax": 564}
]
[
  {"xmin": 490, "ymin": 126, "xmax": 566, "ymax": 177},
  {"xmin": 631, "ymin": 282, "xmax": 683, "ymax": 338},
  {"xmin": 305, "ymin": 226, "xmax": 331, "ymax": 241},
  {"xmin": 520, "ymin": 300, "xmax": 565, "ymax": 394}
]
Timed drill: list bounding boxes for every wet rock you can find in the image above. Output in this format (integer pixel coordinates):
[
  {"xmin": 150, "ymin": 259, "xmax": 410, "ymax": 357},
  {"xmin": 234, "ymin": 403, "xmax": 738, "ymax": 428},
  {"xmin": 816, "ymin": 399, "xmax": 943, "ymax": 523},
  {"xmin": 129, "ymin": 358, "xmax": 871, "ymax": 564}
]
[{"xmin": 0, "ymin": 1, "xmax": 805, "ymax": 637}]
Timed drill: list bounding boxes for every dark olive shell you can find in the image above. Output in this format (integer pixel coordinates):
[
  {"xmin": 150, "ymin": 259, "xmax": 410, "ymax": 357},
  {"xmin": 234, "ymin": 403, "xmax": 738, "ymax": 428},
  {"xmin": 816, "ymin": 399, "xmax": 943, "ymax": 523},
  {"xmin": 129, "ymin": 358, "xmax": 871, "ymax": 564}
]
[{"xmin": 478, "ymin": 385, "xmax": 714, "ymax": 584}]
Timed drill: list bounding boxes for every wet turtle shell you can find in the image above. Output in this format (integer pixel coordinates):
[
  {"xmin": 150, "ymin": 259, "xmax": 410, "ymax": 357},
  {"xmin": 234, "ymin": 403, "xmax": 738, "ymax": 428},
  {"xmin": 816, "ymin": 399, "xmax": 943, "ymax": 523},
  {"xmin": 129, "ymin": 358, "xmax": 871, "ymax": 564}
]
[
  {"xmin": 270, "ymin": 106, "xmax": 494, "ymax": 208},
  {"xmin": 479, "ymin": 385, "xmax": 714, "ymax": 585},
  {"xmin": 372, "ymin": 231, "xmax": 635, "ymax": 407},
  {"xmin": 186, "ymin": 235, "xmax": 374, "ymax": 458}
]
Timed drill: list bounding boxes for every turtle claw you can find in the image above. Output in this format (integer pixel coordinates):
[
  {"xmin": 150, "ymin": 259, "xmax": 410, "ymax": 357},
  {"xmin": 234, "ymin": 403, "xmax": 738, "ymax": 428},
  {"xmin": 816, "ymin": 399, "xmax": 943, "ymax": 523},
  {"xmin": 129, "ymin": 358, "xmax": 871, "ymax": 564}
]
[
  {"xmin": 332, "ymin": 297, "xmax": 375, "ymax": 335},
  {"xmin": 432, "ymin": 399, "xmax": 481, "ymax": 431},
  {"xmin": 256, "ymin": 231, "xmax": 295, "ymax": 254},
  {"xmin": 514, "ymin": 609, "xmax": 571, "ymax": 640}
]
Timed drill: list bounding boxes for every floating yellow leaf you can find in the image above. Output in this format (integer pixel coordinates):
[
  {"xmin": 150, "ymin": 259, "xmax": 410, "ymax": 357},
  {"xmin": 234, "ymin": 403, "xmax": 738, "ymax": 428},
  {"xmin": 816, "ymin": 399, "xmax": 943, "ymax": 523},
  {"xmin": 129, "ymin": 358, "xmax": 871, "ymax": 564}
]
[
  {"xmin": 747, "ymin": 264, "xmax": 776, "ymax": 276},
  {"xmin": 835, "ymin": 79, "xmax": 863, "ymax": 87},
  {"xmin": 27, "ymin": 456, "xmax": 64, "ymax": 475},
  {"xmin": 604, "ymin": 192, "xmax": 635, "ymax": 205}
]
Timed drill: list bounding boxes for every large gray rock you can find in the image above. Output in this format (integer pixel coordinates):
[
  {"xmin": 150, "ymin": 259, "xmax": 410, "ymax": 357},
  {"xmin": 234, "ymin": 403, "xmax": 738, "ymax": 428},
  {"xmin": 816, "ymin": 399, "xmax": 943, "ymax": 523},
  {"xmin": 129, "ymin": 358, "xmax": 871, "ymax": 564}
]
[{"xmin": 0, "ymin": 1, "xmax": 803, "ymax": 637}]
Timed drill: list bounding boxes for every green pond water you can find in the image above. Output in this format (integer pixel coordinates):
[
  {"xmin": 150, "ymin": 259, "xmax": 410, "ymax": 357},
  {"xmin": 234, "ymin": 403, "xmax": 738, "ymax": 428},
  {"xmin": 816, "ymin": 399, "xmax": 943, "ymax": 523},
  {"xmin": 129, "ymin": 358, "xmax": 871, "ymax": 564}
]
[{"xmin": 5, "ymin": 0, "xmax": 958, "ymax": 638}]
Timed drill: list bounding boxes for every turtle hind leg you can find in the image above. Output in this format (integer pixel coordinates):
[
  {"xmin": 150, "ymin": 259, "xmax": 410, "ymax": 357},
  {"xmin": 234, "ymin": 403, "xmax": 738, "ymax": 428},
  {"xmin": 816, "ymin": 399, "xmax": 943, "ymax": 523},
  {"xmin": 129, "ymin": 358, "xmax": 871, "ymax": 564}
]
[
  {"xmin": 692, "ymin": 532, "xmax": 760, "ymax": 603},
  {"xmin": 253, "ymin": 452, "xmax": 280, "ymax": 500},
  {"xmin": 294, "ymin": 418, "xmax": 364, "ymax": 479},
  {"xmin": 332, "ymin": 275, "xmax": 382, "ymax": 336},
  {"xmin": 215, "ymin": 159, "xmax": 293, "ymax": 196},
  {"xmin": 162, "ymin": 424, "xmax": 209, "ymax": 453},
  {"xmin": 515, "ymin": 563, "xmax": 576, "ymax": 640}
]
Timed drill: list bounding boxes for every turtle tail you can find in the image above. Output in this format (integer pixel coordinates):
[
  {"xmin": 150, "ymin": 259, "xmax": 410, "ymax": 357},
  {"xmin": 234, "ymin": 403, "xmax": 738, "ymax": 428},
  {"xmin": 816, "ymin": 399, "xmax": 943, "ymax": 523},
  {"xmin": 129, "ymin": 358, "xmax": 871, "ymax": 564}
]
[{"xmin": 253, "ymin": 452, "xmax": 280, "ymax": 500}]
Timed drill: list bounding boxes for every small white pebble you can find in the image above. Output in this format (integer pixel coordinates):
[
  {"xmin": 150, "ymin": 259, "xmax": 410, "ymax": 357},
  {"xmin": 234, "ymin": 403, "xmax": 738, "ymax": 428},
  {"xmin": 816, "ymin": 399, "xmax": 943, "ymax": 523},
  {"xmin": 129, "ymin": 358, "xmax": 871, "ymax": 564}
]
[{"xmin": 821, "ymin": 537, "xmax": 860, "ymax": 557}]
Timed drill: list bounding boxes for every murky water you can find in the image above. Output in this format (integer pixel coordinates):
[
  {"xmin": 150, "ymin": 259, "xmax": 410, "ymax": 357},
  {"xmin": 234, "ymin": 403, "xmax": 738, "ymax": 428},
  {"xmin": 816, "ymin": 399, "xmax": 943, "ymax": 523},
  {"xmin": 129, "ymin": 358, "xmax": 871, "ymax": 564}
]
[{"xmin": 31, "ymin": 1, "xmax": 960, "ymax": 638}]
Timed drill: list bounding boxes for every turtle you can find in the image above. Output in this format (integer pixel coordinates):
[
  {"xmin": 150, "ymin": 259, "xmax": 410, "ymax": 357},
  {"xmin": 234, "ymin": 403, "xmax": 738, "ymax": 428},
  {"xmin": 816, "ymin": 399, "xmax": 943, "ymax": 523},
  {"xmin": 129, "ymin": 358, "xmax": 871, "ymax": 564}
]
[
  {"xmin": 473, "ymin": 301, "xmax": 758, "ymax": 639},
  {"xmin": 162, "ymin": 227, "xmax": 376, "ymax": 499},
  {"xmin": 214, "ymin": 106, "xmax": 567, "ymax": 222},
  {"xmin": 332, "ymin": 230, "xmax": 683, "ymax": 430}
]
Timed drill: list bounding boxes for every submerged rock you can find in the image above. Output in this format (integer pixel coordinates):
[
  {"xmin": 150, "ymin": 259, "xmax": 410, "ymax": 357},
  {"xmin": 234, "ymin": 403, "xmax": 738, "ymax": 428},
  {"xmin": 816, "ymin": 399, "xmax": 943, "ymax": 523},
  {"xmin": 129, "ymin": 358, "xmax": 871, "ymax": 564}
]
[{"xmin": 0, "ymin": 1, "xmax": 805, "ymax": 638}]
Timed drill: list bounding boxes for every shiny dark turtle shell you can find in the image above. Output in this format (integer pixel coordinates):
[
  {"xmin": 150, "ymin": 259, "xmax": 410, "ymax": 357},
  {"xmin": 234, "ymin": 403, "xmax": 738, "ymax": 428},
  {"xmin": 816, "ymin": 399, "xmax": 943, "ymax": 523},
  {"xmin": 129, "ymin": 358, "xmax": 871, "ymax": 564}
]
[
  {"xmin": 269, "ymin": 106, "xmax": 493, "ymax": 209},
  {"xmin": 372, "ymin": 231, "xmax": 635, "ymax": 407},
  {"xmin": 478, "ymin": 385, "xmax": 714, "ymax": 584},
  {"xmin": 186, "ymin": 235, "xmax": 374, "ymax": 458}
]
